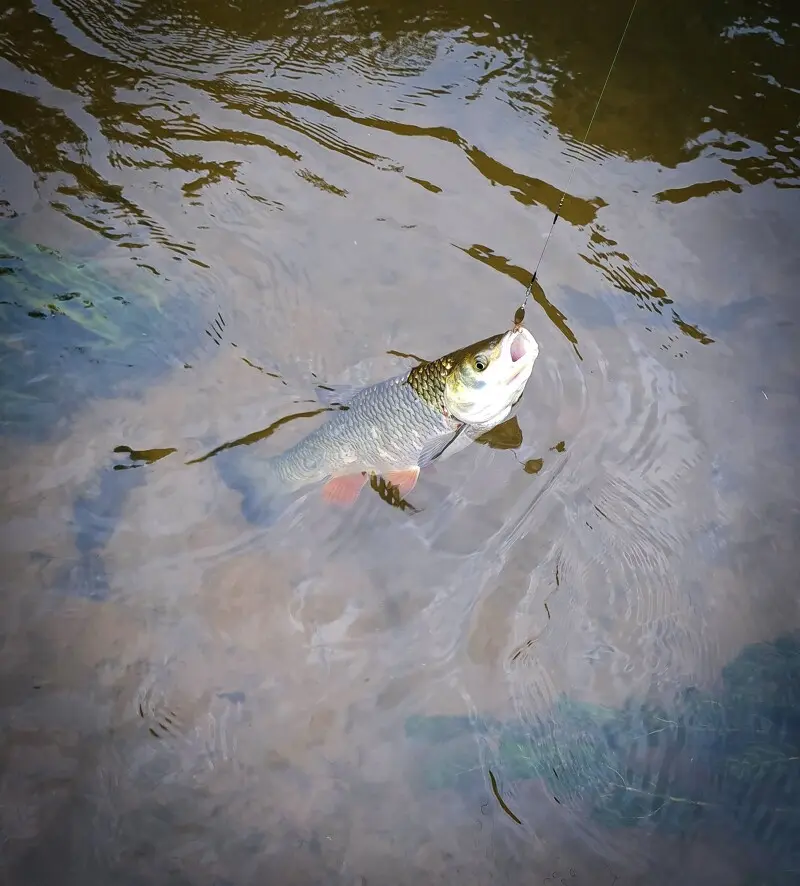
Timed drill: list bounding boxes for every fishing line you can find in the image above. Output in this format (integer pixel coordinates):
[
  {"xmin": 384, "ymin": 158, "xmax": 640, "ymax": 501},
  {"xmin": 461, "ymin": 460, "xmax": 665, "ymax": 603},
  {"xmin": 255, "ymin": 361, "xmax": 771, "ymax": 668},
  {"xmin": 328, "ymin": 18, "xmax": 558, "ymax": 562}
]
[{"xmin": 514, "ymin": 0, "xmax": 640, "ymax": 329}]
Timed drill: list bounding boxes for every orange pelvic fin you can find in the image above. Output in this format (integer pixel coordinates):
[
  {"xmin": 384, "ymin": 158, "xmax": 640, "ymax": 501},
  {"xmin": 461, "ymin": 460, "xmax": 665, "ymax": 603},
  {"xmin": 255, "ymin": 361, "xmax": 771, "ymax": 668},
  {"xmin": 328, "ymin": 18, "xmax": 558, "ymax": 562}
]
[
  {"xmin": 322, "ymin": 472, "xmax": 368, "ymax": 505},
  {"xmin": 383, "ymin": 466, "xmax": 420, "ymax": 498}
]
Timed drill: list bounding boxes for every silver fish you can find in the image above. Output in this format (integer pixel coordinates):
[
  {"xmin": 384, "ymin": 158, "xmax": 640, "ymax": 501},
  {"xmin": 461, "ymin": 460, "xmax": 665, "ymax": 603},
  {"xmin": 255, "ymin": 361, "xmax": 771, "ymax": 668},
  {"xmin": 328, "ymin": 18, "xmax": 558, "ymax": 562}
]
[{"xmin": 220, "ymin": 325, "xmax": 538, "ymax": 522}]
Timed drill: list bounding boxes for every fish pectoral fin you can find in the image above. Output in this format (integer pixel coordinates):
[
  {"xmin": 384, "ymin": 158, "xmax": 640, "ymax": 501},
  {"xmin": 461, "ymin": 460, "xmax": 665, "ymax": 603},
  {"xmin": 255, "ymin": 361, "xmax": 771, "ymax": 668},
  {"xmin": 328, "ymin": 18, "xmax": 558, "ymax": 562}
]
[
  {"xmin": 383, "ymin": 466, "xmax": 420, "ymax": 498},
  {"xmin": 417, "ymin": 425, "xmax": 470, "ymax": 466},
  {"xmin": 314, "ymin": 383, "xmax": 361, "ymax": 408},
  {"xmin": 322, "ymin": 472, "xmax": 369, "ymax": 505}
]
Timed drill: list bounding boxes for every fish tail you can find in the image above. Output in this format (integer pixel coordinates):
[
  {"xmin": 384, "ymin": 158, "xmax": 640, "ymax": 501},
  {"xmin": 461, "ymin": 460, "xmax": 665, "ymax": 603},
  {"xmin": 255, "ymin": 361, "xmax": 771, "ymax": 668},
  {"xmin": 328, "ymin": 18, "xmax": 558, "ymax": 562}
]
[{"xmin": 214, "ymin": 449, "xmax": 290, "ymax": 527}]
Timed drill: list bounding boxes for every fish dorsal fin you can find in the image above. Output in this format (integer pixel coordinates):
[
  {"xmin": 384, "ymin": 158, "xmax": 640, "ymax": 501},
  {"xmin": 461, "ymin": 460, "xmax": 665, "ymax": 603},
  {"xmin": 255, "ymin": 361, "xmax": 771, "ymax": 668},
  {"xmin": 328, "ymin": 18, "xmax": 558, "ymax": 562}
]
[
  {"xmin": 314, "ymin": 383, "xmax": 361, "ymax": 408},
  {"xmin": 417, "ymin": 424, "xmax": 470, "ymax": 467}
]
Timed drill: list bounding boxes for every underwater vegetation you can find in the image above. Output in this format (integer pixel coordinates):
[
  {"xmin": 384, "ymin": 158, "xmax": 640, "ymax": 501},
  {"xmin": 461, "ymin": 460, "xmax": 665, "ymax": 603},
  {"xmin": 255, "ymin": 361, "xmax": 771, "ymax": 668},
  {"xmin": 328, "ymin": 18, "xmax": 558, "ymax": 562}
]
[
  {"xmin": 0, "ymin": 226, "xmax": 199, "ymax": 438},
  {"xmin": 406, "ymin": 631, "xmax": 800, "ymax": 873}
]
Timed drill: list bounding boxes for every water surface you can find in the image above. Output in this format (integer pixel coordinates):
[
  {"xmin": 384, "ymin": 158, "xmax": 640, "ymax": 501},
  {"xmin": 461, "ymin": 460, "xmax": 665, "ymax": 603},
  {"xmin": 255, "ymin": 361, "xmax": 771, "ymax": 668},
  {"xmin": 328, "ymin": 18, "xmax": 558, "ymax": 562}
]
[{"xmin": 1, "ymin": 0, "xmax": 799, "ymax": 883}]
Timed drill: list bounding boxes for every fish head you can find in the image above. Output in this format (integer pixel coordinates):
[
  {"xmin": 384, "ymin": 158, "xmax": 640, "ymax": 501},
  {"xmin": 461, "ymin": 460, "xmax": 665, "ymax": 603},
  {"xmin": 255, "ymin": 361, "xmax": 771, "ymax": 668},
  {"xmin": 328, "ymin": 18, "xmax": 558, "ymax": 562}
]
[{"xmin": 443, "ymin": 326, "xmax": 539, "ymax": 425}]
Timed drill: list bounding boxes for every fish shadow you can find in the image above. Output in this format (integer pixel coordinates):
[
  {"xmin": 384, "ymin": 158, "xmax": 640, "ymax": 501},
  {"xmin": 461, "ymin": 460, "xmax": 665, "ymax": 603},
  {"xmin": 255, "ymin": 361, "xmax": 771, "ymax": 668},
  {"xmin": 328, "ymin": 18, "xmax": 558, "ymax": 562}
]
[{"xmin": 49, "ymin": 459, "xmax": 147, "ymax": 600}]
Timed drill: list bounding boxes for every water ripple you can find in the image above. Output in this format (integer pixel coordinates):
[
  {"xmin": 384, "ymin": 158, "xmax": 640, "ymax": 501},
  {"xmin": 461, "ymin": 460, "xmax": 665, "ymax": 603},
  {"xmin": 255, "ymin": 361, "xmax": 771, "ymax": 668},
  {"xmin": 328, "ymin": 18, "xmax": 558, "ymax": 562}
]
[{"xmin": 2, "ymin": 0, "xmax": 798, "ymax": 881}]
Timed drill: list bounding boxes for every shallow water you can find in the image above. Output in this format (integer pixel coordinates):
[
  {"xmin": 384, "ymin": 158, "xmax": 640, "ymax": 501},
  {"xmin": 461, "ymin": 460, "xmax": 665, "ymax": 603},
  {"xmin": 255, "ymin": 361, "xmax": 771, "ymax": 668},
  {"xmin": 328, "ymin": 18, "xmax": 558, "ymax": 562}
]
[{"xmin": 1, "ymin": 0, "xmax": 799, "ymax": 883}]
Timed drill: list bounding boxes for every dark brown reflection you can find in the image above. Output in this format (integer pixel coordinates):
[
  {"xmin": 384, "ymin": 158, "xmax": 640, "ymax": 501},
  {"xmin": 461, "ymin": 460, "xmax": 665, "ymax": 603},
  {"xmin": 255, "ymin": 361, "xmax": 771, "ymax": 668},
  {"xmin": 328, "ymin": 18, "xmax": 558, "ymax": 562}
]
[
  {"xmin": 36, "ymin": 0, "xmax": 797, "ymax": 178},
  {"xmin": 186, "ymin": 408, "xmax": 331, "ymax": 465},
  {"xmin": 368, "ymin": 473, "xmax": 420, "ymax": 513},
  {"xmin": 113, "ymin": 445, "xmax": 178, "ymax": 470},
  {"xmin": 475, "ymin": 415, "xmax": 523, "ymax": 450},
  {"xmin": 2, "ymin": 0, "xmax": 792, "ymax": 348},
  {"xmin": 5, "ymin": 0, "xmax": 793, "ymax": 223}
]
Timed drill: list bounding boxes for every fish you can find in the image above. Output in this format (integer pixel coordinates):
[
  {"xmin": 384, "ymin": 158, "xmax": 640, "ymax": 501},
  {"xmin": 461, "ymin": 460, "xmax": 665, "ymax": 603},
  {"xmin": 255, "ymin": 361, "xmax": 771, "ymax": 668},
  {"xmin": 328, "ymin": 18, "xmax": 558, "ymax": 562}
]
[{"xmin": 216, "ymin": 325, "xmax": 539, "ymax": 524}]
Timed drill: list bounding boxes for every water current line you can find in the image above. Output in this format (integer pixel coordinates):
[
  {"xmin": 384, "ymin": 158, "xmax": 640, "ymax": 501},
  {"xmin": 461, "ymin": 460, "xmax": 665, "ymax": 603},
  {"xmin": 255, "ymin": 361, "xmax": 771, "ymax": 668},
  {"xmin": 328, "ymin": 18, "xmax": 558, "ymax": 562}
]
[{"xmin": 514, "ymin": 0, "xmax": 641, "ymax": 329}]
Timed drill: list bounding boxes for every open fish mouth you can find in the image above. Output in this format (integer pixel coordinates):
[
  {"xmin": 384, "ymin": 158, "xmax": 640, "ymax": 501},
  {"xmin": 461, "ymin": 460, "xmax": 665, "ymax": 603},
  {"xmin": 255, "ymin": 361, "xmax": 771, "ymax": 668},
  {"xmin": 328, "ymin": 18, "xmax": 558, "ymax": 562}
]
[
  {"xmin": 510, "ymin": 330, "xmax": 529, "ymax": 362},
  {"xmin": 506, "ymin": 327, "xmax": 538, "ymax": 371}
]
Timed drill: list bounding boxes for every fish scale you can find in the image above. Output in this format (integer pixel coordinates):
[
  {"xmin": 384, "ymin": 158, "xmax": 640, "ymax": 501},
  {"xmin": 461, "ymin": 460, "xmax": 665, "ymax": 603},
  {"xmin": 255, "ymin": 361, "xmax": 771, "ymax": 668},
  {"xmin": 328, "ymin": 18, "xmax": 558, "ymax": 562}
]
[{"xmin": 272, "ymin": 371, "xmax": 458, "ymax": 490}]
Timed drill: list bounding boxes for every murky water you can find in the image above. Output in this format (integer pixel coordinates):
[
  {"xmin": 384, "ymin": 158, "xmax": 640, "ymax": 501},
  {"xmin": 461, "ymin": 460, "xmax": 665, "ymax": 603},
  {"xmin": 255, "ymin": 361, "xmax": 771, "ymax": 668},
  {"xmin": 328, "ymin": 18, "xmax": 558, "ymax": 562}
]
[{"xmin": 1, "ymin": 0, "xmax": 799, "ymax": 883}]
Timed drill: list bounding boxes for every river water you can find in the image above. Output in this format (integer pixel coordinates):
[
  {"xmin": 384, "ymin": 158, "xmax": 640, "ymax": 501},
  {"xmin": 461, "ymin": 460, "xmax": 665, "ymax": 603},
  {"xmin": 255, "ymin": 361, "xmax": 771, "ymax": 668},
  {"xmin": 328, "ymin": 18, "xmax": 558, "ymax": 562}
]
[{"xmin": 1, "ymin": 1, "xmax": 799, "ymax": 884}]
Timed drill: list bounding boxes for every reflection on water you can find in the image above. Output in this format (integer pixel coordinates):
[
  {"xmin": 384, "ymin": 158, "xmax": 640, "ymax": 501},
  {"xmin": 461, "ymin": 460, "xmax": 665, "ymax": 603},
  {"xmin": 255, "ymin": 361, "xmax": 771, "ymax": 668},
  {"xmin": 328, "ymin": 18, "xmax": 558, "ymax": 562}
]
[{"xmin": 1, "ymin": 0, "xmax": 798, "ymax": 883}]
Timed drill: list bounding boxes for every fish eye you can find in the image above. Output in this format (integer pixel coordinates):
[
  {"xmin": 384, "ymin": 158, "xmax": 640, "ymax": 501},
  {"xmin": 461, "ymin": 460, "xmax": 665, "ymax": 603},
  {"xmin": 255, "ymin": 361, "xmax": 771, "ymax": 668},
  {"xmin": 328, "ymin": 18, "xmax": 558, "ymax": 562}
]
[{"xmin": 474, "ymin": 355, "xmax": 488, "ymax": 372}]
